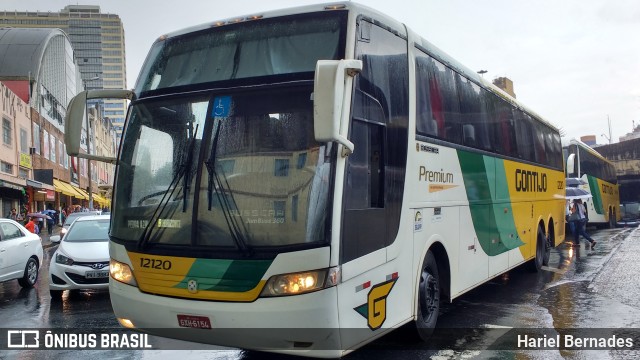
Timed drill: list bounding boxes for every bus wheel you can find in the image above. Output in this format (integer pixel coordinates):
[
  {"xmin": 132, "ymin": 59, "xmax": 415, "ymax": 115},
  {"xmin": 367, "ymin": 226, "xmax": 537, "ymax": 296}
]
[
  {"xmin": 529, "ymin": 225, "xmax": 547, "ymax": 272},
  {"xmin": 543, "ymin": 232, "xmax": 551, "ymax": 266},
  {"xmin": 415, "ymin": 251, "xmax": 440, "ymax": 341},
  {"xmin": 608, "ymin": 209, "xmax": 616, "ymax": 229}
]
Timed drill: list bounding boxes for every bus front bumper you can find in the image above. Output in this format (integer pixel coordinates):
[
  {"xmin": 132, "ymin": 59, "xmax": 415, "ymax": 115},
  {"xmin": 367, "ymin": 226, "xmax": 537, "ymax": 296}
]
[{"xmin": 109, "ymin": 278, "xmax": 344, "ymax": 356}]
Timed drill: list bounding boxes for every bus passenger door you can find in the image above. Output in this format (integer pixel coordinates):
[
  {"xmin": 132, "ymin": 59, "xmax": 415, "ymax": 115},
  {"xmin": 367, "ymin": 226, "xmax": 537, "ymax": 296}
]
[
  {"xmin": 337, "ymin": 18, "xmax": 409, "ymax": 350},
  {"xmin": 341, "ymin": 119, "xmax": 387, "ymax": 268}
]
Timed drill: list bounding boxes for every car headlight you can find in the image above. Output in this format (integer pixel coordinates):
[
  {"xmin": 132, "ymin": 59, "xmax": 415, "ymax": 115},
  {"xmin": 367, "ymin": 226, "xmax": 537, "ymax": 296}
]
[
  {"xmin": 260, "ymin": 267, "xmax": 340, "ymax": 297},
  {"xmin": 110, "ymin": 258, "xmax": 138, "ymax": 287},
  {"xmin": 55, "ymin": 253, "xmax": 74, "ymax": 266}
]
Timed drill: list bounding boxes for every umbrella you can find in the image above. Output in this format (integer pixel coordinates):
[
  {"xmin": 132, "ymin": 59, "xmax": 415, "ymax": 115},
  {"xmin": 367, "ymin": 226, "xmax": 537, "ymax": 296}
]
[
  {"xmin": 27, "ymin": 213, "xmax": 52, "ymax": 220},
  {"xmin": 566, "ymin": 178, "xmax": 587, "ymax": 187},
  {"xmin": 566, "ymin": 187, "xmax": 592, "ymax": 200}
]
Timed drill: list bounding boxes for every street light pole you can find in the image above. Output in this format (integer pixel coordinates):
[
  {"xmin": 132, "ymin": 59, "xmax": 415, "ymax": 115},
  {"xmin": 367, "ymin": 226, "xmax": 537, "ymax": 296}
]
[
  {"xmin": 83, "ymin": 76, "xmax": 100, "ymax": 210},
  {"xmin": 601, "ymin": 115, "xmax": 613, "ymax": 145}
]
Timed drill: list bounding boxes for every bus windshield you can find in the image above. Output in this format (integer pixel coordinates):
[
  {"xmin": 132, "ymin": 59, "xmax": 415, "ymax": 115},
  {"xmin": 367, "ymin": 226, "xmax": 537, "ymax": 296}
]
[
  {"xmin": 111, "ymin": 86, "xmax": 333, "ymax": 254},
  {"xmin": 135, "ymin": 12, "xmax": 346, "ymax": 93}
]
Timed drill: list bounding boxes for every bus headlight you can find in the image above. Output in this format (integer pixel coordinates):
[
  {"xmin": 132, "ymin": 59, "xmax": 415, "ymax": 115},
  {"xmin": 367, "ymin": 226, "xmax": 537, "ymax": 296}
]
[
  {"xmin": 260, "ymin": 267, "xmax": 340, "ymax": 297},
  {"xmin": 110, "ymin": 258, "xmax": 138, "ymax": 287}
]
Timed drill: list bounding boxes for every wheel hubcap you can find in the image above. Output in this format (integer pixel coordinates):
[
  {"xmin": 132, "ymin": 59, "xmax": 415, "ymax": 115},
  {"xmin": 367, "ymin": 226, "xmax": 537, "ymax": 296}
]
[
  {"xmin": 27, "ymin": 262, "xmax": 37, "ymax": 283},
  {"xmin": 419, "ymin": 269, "xmax": 439, "ymax": 322}
]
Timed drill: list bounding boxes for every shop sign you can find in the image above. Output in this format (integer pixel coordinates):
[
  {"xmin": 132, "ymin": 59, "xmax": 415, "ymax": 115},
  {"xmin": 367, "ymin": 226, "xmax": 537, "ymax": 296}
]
[{"xmin": 20, "ymin": 153, "xmax": 32, "ymax": 169}]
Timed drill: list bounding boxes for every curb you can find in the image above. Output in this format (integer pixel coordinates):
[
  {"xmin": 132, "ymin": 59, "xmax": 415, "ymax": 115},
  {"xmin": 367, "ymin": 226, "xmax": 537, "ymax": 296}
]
[{"xmin": 43, "ymin": 241, "xmax": 58, "ymax": 249}]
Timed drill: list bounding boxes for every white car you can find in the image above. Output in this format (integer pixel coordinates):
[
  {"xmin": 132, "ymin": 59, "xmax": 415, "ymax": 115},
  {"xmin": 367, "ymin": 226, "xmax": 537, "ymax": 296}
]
[
  {"xmin": 60, "ymin": 211, "xmax": 102, "ymax": 238},
  {"xmin": 49, "ymin": 215, "xmax": 110, "ymax": 297},
  {"xmin": 0, "ymin": 218, "xmax": 44, "ymax": 288}
]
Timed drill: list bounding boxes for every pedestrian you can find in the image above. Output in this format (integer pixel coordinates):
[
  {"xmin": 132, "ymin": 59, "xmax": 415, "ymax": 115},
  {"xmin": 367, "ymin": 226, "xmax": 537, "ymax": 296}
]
[
  {"xmin": 565, "ymin": 201, "xmax": 576, "ymax": 243},
  {"xmin": 25, "ymin": 217, "xmax": 38, "ymax": 234},
  {"xmin": 574, "ymin": 199, "xmax": 596, "ymax": 249},
  {"xmin": 8, "ymin": 208, "xmax": 18, "ymax": 221},
  {"xmin": 567, "ymin": 202, "xmax": 581, "ymax": 246},
  {"xmin": 46, "ymin": 213, "xmax": 54, "ymax": 235}
]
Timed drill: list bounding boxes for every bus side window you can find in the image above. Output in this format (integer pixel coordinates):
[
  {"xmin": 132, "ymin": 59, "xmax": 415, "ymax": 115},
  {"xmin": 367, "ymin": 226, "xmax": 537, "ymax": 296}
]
[
  {"xmin": 457, "ymin": 74, "xmax": 491, "ymax": 151},
  {"xmin": 415, "ymin": 52, "xmax": 461, "ymax": 144},
  {"xmin": 432, "ymin": 61, "xmax": 461, "ymax": 143},
  {"xmin": 415, "ymin": 55, "xmax": 438, "ymax": 137}
]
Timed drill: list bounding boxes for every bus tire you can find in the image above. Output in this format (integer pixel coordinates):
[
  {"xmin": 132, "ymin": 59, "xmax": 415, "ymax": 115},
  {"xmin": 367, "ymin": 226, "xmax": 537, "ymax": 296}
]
[
  {"xmin": 542, "ymin": 225, "xmax": 552, "ymax": 266},
  {"xmin": 415, "ymin": 251, "xmax": 440, "ymax": 341},
  {"xmin": 529, "ymin": 225, "xmax": 547, "ymax": 272},
  {"xmin": 608, "ymin": 209, "xmax": 616, "ymax": 229}
]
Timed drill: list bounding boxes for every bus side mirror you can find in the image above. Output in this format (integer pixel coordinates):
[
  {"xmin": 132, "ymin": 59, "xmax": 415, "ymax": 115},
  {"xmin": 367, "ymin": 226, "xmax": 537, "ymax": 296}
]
[
  {"xmin": 65, "ymin": 90, "xmax": 89, "ymax": 157},
  {"xmin": 65, "ymin": 89, "xmax": 136, "ymax": 164},
  {"xmin": 313, "ymin": 59, "xmax": 362, "ymax": 157},
  {"xmin": 566, "ymin": 153, "xmax": 576, "ymax": 176}
]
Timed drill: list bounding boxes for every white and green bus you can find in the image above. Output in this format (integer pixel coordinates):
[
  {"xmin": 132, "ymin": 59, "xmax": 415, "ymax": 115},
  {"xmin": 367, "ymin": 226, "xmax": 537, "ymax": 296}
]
[
  {"xmin": 564, "ymin": 138, "xmax": 620, "ymax": 228},
  {"xmin": 65, "ymin": 2, "xmax": 565, "ymax": 357}
]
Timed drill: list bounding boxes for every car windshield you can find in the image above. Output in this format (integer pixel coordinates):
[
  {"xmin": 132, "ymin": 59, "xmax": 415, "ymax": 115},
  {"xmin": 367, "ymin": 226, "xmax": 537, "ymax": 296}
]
[
  {"xmin": 64, "ymin": 219, "xmax": 110, "ymax": 242},
  {"xmin": 64, "ymin": 212, "xmax": 99, "ymax": 226}
]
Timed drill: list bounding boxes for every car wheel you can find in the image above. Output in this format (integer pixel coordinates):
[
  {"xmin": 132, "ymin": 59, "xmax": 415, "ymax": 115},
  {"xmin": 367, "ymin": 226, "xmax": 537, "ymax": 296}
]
[
  {"xmin": 50, "ymin": 290, "xmax": 64, "ymax": 299},
  {"xmin": 17, "ymin": 258, "xmax": 39, "ymax": 288}
]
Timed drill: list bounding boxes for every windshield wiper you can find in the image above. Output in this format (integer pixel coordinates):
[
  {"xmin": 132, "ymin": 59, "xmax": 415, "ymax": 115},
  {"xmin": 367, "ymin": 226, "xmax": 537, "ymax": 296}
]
[
  {"xmin": 206, "ymin": 119, "xmax": 221, "ymax": 211},
  {"xmin": 204, "ymin": 119, "xmax": 252, "ymax": 255},
  {"xmin": 182, "ymin": 120, "xmax": 198, "ymax": 212},
  {"xmin": 137, "ymin": 123, "xmax": 199, "ymax": 250}
]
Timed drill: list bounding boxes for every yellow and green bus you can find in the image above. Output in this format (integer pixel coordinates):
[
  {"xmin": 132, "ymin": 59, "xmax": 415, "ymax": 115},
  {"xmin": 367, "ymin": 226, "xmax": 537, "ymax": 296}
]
[
  {"xmin": 64, "ymin": 2, "xmax": 565, "ymax": 357},
  {"xmin": 564, "ymin": 138, "xmax": 620, "ymax": 228}
]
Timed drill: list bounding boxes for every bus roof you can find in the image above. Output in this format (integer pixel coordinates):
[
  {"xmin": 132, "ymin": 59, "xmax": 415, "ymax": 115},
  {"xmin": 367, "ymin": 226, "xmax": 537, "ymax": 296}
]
[
  {"xmin": 564, "ymin": 138, "xmax": 615, "ymax": 165},
  {"xmin": 158, "ymin": 2, "xmax": 402, "ymax": 42},
  {"xmin": 150, "ymin": 1, "xmax": 559, "ymax": 133}
]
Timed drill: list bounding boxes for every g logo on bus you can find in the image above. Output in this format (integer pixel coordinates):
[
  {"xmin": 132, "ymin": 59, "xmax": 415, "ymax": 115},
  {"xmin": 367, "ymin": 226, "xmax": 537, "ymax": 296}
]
[
  {"xmin": 187, "ymin": 279, "xmax": 198, "ymax": 294},
  {"xmin": 354, "ymin": 278, "xmax": 398, "ymax": 330}
]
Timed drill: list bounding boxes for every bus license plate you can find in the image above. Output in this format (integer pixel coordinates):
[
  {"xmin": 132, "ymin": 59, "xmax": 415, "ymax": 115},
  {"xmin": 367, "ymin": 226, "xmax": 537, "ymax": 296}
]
[
  {"xmin": 86, "ymin": 270, "xmax": 109, "ymax": 279},
  {"xmin": 177, "ymin": 314, "xmax": 212, "ymax": 329}
]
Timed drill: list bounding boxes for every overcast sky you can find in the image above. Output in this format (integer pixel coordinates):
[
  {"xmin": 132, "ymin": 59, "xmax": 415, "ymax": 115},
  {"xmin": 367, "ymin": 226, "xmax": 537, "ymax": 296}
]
[{"xmin": 4, "ymin": 0, "xmax": 639, "ymax": 143}]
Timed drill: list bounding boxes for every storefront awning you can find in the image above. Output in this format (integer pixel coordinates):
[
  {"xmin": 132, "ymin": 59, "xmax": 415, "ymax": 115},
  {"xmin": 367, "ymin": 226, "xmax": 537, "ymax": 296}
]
[
  {"xmin": 53, "ymin": 179, "xmax": 76, "ymax": 197},
  {"xmin": 92, "ymin": 193, "xmax": 108, "ymax": 207},
  {"xmin": 73, "ymin": 186, "xmax": 90, "ymax": 200},
  {"xmin": 63, "ymin": 182, "xmax": 89, "ymax": 200}
]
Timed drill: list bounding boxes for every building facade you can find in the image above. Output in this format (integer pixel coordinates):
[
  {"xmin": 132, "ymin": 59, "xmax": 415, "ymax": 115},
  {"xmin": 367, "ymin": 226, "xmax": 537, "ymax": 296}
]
[
  {"xmin": 0, "ymin": 81, "xmax": 32, "ymax": 219},
  {"xmin": 596, "ymin": 137, "xmax": 640, "ymax": 203},
  {"xmin": 0, "ymin": 5, "xmax": 127, "ymax": 142},
  {"xmin": 0, "ymin": 27, "xmax": 114, "ymax": 219}
]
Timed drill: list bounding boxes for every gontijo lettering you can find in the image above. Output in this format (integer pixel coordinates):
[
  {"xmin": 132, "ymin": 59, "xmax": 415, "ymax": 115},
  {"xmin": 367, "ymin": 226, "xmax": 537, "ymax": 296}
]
[{"xmin": 515, "ymin": 169, "xmax": 547, "ymax": 192}]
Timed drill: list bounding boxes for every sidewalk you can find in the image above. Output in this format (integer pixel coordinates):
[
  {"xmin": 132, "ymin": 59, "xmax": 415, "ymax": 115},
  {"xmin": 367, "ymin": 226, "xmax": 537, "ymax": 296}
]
[
  {"xmin": 40, "ymin": 224, "xmax": 62, "ymax": 249},
  {"xmin": 590, "ymin": 225, "xmax": 640, "ymax": 310}
]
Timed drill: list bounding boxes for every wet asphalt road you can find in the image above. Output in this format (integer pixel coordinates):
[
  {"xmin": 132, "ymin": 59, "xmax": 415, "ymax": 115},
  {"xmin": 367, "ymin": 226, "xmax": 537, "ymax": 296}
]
[{"xmin": 1, "ymin": 226, "xmax": 639, "ymax": 359}]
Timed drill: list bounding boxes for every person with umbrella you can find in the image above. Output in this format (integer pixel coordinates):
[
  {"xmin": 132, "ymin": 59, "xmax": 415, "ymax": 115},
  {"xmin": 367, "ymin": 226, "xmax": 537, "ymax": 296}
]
[
  {"xmin": 25, "ymin": 216, "xmax": 38, "ymax": 234},
  {"xmin": 42, "ymin": 209, "xmax": 55, "ymax": 235},
  {"xmin": 573, "ymin": 199, "xmax": 596, "ymax": 249},
  {"xmin": 26, "ymin": 212, "xmax": 51, "ymax": 234}
]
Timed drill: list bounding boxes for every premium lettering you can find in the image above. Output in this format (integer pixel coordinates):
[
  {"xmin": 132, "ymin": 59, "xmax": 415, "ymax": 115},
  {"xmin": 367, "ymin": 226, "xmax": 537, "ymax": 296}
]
[{"xmin": 419, "ymin": 166, "xmax": 454, "ymax": 183}]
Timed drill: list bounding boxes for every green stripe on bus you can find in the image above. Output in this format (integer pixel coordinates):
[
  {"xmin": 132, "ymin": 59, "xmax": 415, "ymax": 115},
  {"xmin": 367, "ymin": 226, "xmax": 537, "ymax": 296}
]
[
  {"xmin": 493, "ymin": 159, "xmax": 525, "ymax": 251},
  {"xmin": 174, "ymin": 259, "xmax": 272, "ymax": 292},
  {"xmin": 587, "ymin": 175, "xmax": 604, "ymax": 214},
  {"xmin": 458, "ymin": 151, "xmax": 523, "ymax": 256}
]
